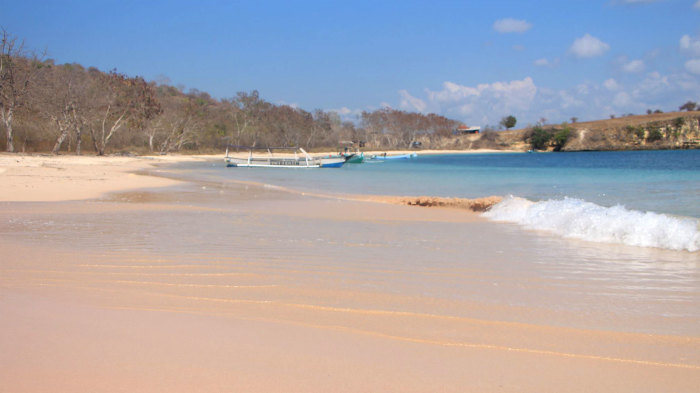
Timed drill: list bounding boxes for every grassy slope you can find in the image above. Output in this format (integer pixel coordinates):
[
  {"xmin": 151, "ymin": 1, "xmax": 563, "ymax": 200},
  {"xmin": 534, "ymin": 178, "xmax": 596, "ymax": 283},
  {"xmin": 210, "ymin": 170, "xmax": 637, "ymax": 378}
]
[{"xmin": 490, "ymin": 111, "xmax": 700, "ymax": 151}]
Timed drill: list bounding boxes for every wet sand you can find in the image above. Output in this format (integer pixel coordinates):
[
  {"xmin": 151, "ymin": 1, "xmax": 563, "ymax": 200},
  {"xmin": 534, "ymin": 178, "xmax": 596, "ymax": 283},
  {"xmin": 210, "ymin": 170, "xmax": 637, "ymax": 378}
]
[{"xmin": 1, "ymin": 154, "xmax": 699, "ymax": 392}]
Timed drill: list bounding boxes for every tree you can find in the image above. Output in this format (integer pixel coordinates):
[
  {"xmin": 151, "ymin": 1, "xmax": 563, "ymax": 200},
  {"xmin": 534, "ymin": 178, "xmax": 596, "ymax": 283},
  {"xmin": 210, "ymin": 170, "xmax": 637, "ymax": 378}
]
[
  {"xmin": 157, "ymin": 95, "xmax": 202, "ymax": 153},
  {"xmin": 86, "ymin": 71, "xmax": 160, "ymax": 155},
  {"xmin": 570, "ymin": 117, "xmax": 578, "ymax": 123},
  {"xmin": 500, "ymin": 115, "xmax": 517, "ymax": 130},
  {"xmin": 0, "ymin": 28, "xmax": 44, "ymax": 152},
  {"xmin": 33, "ymin": 63, "xmax": 91, "ymax": 155},
  {"xmin": 225, "ymin": 90, "xmax": 271, "ymax": 148},
  {"xmin": 679, "ymin": 101, "xmax": 697, "ymax": 112}
]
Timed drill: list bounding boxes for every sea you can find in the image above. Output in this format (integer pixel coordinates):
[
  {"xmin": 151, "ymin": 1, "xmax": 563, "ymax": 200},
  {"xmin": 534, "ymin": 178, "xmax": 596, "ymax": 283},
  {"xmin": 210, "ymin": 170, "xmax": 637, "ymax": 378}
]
[{"xmin": 165, "ymin": 149, "xmax": 700, "ymax": 253}]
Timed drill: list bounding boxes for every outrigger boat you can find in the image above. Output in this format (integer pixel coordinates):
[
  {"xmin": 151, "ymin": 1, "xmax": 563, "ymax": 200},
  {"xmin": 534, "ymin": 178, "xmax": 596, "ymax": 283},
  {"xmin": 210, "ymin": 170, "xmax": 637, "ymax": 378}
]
[
  {"xmin": 368, "ymin": 152, "xmax": 418, "ymax": 160},
  {"xmin": 336, "ymin": 140, "xmax": 365, "ymax": 163},
  {"xmin": 224, "ymin": 146, "xmax": 346, "ymax": 168},
  {"xmin": 343, "ymin": 151, "xmax": 364, "ymax": 163}
]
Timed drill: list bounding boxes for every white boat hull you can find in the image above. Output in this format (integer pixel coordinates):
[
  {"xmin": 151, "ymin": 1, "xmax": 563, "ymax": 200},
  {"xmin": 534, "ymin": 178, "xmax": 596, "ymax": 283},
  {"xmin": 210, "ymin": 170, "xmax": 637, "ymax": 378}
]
[{"xmin": 224, "ymin": 154, "xmax": 345, "ymax": 168}]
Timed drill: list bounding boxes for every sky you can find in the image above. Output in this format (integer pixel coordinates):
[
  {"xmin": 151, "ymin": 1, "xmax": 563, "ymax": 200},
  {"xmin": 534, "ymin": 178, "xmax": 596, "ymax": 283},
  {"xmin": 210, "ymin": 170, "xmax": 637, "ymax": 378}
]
[{"xmin": 2, "ymin": 0, "xmax": 700, "ymax": 127}]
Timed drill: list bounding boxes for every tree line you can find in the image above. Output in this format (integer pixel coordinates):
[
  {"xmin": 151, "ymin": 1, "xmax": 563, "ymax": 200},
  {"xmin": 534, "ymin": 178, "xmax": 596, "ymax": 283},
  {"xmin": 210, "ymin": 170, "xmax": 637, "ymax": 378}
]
[{"xmin": 1, "ymin": 29, "xmax": 462, "ymax": 155}]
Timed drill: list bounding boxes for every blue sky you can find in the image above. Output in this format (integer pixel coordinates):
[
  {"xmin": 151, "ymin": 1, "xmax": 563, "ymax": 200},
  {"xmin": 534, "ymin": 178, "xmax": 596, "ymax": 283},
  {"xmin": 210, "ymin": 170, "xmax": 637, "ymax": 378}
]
[{"xmin": 3, "ymin": 0, "xmax": 700, "ymax": 127}]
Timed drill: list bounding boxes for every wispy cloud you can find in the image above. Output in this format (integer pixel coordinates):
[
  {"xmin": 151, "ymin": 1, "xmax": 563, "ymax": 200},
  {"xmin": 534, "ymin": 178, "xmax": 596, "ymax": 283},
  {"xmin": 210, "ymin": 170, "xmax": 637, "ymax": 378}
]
[
  {"xmin": 399, "ymin": 77, "xmax": 538, "ymax": 126},
  {"xmin": 622, "ymin": 59, "xmax": 645, "ymax": 73},
  {"xmin": 395, "ymin": 70, "xmax": 698, "ymax": 127},
  {"xmin": 680, "ymin": 34, "xmax": 700, "ymax": 56},
  {"xmin": 603, "ymin": 78, "xmax": 621, "ymax": 90},
  {"xmin": 493, "ymin": 18, "xmax": 532, "ymax": 34},
  {"xmin": 695, "ymin": 0, "xmax": 700, "ymax": 10},
  {"xmin": 569, "ymin": 34, "xmax": 610, "ymax": 58},
  {"xmin": 534, "ymin": 58, "xmax": 549, "ymax": 67},
  {"xmin": 685, "ymin": 59, "xmax": 700, "ymax": 74},
  {"xmin": 398, "ymin": 90, "xmax": 427, "ymax": 112}
]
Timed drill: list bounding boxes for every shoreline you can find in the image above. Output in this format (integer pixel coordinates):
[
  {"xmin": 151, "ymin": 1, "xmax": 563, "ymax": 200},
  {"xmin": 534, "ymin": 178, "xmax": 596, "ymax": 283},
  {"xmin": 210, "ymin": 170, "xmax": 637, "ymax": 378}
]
[{"xmin": 0, "ymin": 152, "xmax": 505, "ymax": 211}]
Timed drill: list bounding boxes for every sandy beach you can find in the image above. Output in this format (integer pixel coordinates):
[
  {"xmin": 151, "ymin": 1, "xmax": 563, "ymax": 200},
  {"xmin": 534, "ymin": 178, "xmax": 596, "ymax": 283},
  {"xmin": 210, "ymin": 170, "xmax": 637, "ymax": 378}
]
[{"xmin": 1, "ymin": 153, "xmax": 698, "ymax": 392}]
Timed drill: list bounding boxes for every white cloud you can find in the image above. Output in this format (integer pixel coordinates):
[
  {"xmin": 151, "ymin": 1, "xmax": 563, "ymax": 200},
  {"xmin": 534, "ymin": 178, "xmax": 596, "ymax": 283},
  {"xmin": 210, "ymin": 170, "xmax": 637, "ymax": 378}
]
[
  {"xmin": 632, "ymin": 71, "xmax": 671, "ymax": 98},
  {"xmin": 512, "ymin": 45, "xmax": 526, "ymax": 52},
  {"xmin": 569, "ymin": 34, "xmax": 610, "ymax": 58},
  {"xmin": 394, "ymin": 68, "xmax": 700, "ymax": 127},
  {"xmin": 400, "ymin": 77, "xmax": 537, "ymax": 125},
  {"xmin": 680, "ymin": 34, "xmax": 700, "ymax": 57},
  {"xmin": 534, "ymin": 57, "xmax": 560, "ymax": 68},
  {"xmin": 493, "ymin": 18, "xmax": 532, "ymax": 34},
  {"xmin": 560, "ymin": 90, "xmax": 584, "ymax": 109},
  {"xmin": 328, "ymin": 107, "xmax": 357, "ymax": 122},
  {"xmin": 685, "ymin": 59, "xmax": 700, "ymax": 75},
  {"xmin": 398, "ymin": 90, "xmax": 427, "ymax": 112},
  {"xmin": 694, "ymin": 0, "xmax": 700, "ymax": 9},
  {"xmin": 603, "ymin": 78, "xmax": 620, "ymax": 91},
  {"xmin": 576, "ymin": 83, "xmax": 591, "ymax": 95},
  {"xmin": 277, "ymin": 101, "xmax": 299, "ymax": 109},
  {"xmin": 622, "ymin": 59, "xmax": 645, "ymax": 73},
  {"xmin": 613, "ymin": 92, "xmax": 633, "ymax": 107},
  {"xmin": 334, "ymin": 107, "xmax": 352, "ymax": 115}
]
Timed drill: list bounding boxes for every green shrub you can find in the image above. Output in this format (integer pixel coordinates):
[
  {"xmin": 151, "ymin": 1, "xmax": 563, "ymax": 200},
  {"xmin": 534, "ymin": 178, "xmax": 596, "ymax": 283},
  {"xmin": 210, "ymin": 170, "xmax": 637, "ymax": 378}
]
[
  {"xmin": 552, "ymin": 125, "xmax": 571, "ymax": 151},
  {"xmin": 530, "ymin": 126, "xmax": 552, "ymax": 150},
  {"xmin": 673, "ymin": 117, "xmax": 685, "ymax": 129},
  {"xmin": 626, "ymin": 125, "xmax": 645, "ymax": 139},
  {"xmin": 647, "ymin": 127, "xmax": 663, "ymax": 142}
]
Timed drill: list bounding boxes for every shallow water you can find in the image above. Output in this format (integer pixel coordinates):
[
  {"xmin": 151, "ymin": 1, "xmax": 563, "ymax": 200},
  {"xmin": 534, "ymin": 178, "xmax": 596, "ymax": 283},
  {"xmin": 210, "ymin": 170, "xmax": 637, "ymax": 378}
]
[
  {"xmin": 168, "ymin": 150, "xmax": 700, "ymax": 217},
  {"xmin": 161, "ymin": 150, "xmax": 700, "ymax": 252},
  {"xmin": 2, "ymin": 177, "xmax": 698, "ymax": 335}
]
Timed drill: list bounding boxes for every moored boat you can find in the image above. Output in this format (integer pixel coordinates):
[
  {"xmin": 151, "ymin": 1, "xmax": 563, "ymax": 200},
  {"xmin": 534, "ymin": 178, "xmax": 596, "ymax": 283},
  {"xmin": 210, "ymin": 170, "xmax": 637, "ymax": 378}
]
[
  {"xmin": 224, "ymin": 146, "xmax": 346, "ymax": 168},
  {"xmin": 368, "ymin": 152, "xmax": 417, "ymax": 160},
  {"xmin": 343, "ymin": 151, "xmax": 364, "ymax": 163}
]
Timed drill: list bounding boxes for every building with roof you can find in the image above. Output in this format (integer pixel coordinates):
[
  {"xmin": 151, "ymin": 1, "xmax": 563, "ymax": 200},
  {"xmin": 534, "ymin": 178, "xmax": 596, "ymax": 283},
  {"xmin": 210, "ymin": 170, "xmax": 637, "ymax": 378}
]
[{"xmin": 454, "ymin": 124, "xmax": 481, "ymax": 134}]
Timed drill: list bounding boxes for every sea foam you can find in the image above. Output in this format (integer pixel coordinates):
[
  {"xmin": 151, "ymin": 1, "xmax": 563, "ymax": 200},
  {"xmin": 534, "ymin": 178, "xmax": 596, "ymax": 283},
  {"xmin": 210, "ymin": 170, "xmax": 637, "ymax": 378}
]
[{"xmin": 483, "ymin": 196, "xmax": 700, "ymax": 252}]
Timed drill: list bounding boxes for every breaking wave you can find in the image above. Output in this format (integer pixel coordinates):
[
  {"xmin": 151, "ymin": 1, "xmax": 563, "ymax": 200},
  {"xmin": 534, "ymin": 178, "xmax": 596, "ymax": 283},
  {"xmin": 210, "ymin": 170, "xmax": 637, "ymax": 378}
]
[{"xmin": 483, "ymin": 196, "xmax": 700, "ymax": 252}]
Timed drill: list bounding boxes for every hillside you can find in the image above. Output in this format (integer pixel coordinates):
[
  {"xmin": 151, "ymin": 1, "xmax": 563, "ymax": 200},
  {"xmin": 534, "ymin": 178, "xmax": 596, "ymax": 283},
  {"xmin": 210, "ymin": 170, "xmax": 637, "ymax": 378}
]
[
  {"xmin": 1, "ymin": 46, "xmax": 697, "ymax": 154},
  {"xmin": 444, "ymin": 111, "xmax": 700, "ymax": 152}
]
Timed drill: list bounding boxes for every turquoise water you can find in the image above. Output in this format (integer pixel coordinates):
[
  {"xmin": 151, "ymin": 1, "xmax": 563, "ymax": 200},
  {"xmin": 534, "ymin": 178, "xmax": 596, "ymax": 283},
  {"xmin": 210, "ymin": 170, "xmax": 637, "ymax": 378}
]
[
  {"xmin": 165, "ymin": 150, "xmax": 700, "ymax": 252},
  {"xmin": 177, "ymin": 150, "xmax": 700, "ymax": 218}
]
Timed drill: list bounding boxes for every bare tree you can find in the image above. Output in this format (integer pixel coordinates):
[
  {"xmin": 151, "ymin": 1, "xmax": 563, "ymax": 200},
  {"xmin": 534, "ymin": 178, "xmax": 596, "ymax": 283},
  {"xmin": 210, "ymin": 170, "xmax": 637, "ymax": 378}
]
[
  {"xmin": 85, "ymin": 71, "xmax": 159, "ymax": 155},
  {"xmin": 0, "ymin": 28, "xmax": 44, "ymax": 152},
  {"xmin": 34, "ymin": 63, "xmax": 88, "ymax": 154},
  {"xmin": 227, "ymin": 90, "xmax": 271, "ymax": 148},
  {"xmin": 157, "ymin": 95, "xmax": 204, "ymax": 154}
]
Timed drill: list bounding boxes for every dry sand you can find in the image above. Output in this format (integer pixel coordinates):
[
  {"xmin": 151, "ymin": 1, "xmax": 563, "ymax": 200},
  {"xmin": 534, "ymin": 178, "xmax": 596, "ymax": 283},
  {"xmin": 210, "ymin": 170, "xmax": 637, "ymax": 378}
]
[
  {"xmin": 0, "ymin": 153, "xmax": 210, "ymax": 202},
  {"xmin": 1, "ymin": 153, "xmax": 698, "ymax": 392}
]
